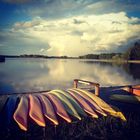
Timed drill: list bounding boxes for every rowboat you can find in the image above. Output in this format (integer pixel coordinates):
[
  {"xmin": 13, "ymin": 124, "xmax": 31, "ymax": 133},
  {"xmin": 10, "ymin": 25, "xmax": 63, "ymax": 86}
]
[
  {"xmin": 29, "ymin": 94, "xmax": 45, "ymax": 127},
  {"xmin": 74, "ymin": 88, "xmax": 126, "ymax": 121},
  {"xmin": 45, "ymin": 93, "xmax": 72, "ymax": 123},
  {"xmin": 67, "ymin": 90, "xmax": 98, "ymax": 118},
  {"xmin": 36, "ymin": 94, "xmax": 59, "ymax": 125},
  {"xmin": 110, "ymin": 94, "xmax": 140, "ymax": 104},
  {"xmin": 48, "ymin": 91, "xmax": 81, "ymax": 120},
  {"xmin": 68, "ymin": 89, "xmax": 107, "ymax": 116},
  {"xmin": 51, "ymin": 90, "xmax": 87, "ymax": 117},
  {"xmin": 13, "ymin": 95, "xmax": 29, "ymax": 131}
]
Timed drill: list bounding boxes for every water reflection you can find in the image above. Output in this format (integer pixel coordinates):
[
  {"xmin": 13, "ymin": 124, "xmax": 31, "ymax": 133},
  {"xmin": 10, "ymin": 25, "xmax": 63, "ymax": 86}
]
[{"xmin": 0, "ymin": 58, "xmax": 140, "ymax": 94}]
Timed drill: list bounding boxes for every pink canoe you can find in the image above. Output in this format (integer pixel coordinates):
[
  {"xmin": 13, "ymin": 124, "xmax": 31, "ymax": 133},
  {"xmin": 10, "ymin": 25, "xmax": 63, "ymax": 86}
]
[
  {"xmin": 36, "ymin": 94, "xmax": 59, "ymax": 125},
  {"xmin": 13, "ymin": 96, "xmax": 29, "ymax": 131},
  {"xmin": 29, "ymin": 94, "xmax": 45, "ymax": 127},
  {"xmin": 67, "ymin": 90, "xmax": 98, "ymax": 118},
  {"xmin": 45, "ymin": 93, "xmax": 72, "ymax": 123},
  {"xmin": 69, "ymin": 89, "xmax": 107, "ymax": 116}
]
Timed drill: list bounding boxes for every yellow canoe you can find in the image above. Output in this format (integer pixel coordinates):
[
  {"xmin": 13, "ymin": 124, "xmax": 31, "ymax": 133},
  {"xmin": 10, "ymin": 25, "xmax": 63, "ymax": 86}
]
[
  {"xmin": 68, "ymin": 89, "xmax": 107, "ymax": 116},
  {"xmin": 36, "ymin": 94, "xmax": 59, "ymax": 125},
  {"xmin": 67, "ymin": 90, "xmax": 98, "ymax": 118},
  {"xmin": 13, "ymin": 95, "xmax": 29, "ymax": 131},
  {"xmin": 52, "ymin": 89, "xmax": 87, "ymax": 117},
  {"xmin": 45, "ymin": 93, "xmax": 72, "ymax": 123},
  {"xmin": 74, "ymin": 88, "xmax": 126, "ymax": 121},
  {"xmin": 48, "ymin": 91, "xmax": 81, "ymax": 120},
  {"xmin": 29, "ymin": 94, "xmax": 46, "ymax": 127}
]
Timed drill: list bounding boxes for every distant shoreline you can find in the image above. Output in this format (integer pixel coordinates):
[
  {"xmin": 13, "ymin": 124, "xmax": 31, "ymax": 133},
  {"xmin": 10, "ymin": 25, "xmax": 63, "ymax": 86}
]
[{"xmin": 1, "ymin": 55, "xmax": 140, "ymax": 64}]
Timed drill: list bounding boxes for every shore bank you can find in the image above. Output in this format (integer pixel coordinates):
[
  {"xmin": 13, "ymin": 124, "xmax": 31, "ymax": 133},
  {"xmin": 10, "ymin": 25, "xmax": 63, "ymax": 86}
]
[
  {"xmin": 0, "ymin": 86, "xmax": 140, "ymax": 140},
  {"xmin": 80, "ymin": 59, "xmax": 140, "ymax": 64}
]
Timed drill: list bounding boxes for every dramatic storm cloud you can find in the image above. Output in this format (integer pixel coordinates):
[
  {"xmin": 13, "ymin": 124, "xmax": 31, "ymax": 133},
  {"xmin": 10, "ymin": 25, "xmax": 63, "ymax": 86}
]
[{"xmin": 0, "ymin": 0, "xmax": 140, "ymax": 56}]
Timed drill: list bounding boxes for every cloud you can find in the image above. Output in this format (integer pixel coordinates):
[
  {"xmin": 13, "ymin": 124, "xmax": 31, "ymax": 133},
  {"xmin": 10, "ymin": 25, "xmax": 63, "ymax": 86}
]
[
  {"xmin": 12, "ymin": 0, "xmax": 138, "ymax": 20},
  {"xmin": 14, "ymin": 17, "xmax": 41, "ymax": 29},
  {"xmin": 1, "ymin": 11, "xmax": 140, "ymax": 56}
]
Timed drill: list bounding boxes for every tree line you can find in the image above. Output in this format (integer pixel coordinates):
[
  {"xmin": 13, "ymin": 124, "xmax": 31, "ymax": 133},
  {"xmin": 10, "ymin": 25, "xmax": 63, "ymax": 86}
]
[{"xmin": 79, "ymin": 42, "xmax": 140, "ymax": 60}]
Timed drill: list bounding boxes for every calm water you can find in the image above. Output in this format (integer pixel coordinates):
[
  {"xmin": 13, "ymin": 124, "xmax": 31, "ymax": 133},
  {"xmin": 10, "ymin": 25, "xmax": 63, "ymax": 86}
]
[{"xmin": 0, "ymin": 58, "xmax": 140, "ymax": 94}]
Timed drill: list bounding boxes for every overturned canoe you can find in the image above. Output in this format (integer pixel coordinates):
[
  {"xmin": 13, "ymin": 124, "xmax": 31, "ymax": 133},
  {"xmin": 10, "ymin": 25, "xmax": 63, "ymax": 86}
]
[
  {"xmin": 73, "ymin": 88, "xmax": 126, "ymax": 121},
  {"xmin": 67, "ymin": 90, "xmax": 98, "ymax": 118},
  {"xmin": 68, "ymin": 89, "xmax": 107, "ymax": 116},
  {"xmin": 48, "ymin": 91, "xmax": 81, "ymax": 120},
  {"xmin": 36, "ymin": 94, "xmax": 59, "ymax": 125},
  {"xmin": 4, "ymin": 96, "xmax": 18, "ymax": 126},
  {"xmin": 13, "ymin": 95, "xmax": 29, "ymax": 131},
  {"xmin": 52, "ymin": 89, "xmax": 87, "ymax": 117},
  {"xmin": 29, "ymin": 94, "xmax": 45, "ymax": 127},
  {"xmin": 0, "ymin": 88, "xmax": 127, "ymax": 132},
  {"xmin": 45, "ymin": 93, "xmax": 72, "ymax": 123}
]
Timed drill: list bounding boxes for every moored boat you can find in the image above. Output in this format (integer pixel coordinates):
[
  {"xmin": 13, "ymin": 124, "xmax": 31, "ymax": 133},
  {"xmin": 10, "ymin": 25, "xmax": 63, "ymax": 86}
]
[
  {"xmin": 0, "ymin": 55, "xmax": 5, "ymax": 62},
  {"xmin": 122, "ymin": 86, "xmax": 140, "ymax": 96}
]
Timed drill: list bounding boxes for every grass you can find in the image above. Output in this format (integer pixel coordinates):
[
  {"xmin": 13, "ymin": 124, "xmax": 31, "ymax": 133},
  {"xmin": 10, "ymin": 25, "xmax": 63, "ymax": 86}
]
[{"xmin": 0, "ymin": 112, "xmax": 140, "ymax": 140}]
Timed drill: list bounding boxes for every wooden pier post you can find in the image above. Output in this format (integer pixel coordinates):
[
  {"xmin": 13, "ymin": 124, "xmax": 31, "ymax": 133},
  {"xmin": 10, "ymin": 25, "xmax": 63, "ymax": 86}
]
[
  {"xmin": 73, "ymin": 79, "xmax": 100, "ymax": 96},
  {"xmin": 73, "ymin": 79, "xmax": 78, "ymax": 88},
  {"xmin": 95, "ymin": 84, "xmax": 100, "ymax": 96}
]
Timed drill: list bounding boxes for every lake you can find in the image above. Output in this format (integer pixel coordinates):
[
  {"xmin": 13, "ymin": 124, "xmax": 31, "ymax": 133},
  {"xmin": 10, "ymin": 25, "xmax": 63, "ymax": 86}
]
[{"xmin": 0, "ymin": 58, "xmax": 140, "ymax": 94}]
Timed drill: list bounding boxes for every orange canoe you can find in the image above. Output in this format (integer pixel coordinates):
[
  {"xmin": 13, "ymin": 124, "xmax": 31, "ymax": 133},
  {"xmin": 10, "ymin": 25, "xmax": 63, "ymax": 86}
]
[
  {"xmin": 36, "ymin": 94, "xmax": 59, "ymax": 125},
  {"xmin": 122, "ymin": 86, "xmax": 140, "ymax": 96},
  {"xmin": 67, "ymin": 90, "xmax": 98, "ymax": 118},
  {"xmin": 45, "ymin": 93, "xmax": 72, "ymax": 123},
  {"xmin": 68, "ymin": 89, "xmax": 107, "ymax": 116},
  {"xmin": 13, "ymin": 96, "xmax": 29, "ymax": 131},
  {"xmin": 29, "ymin": 94, "xmax": 45, "ymax": 127},
  {"xmin": 132, "ymin": 88, "xmax": 140, "ymax": 96}
]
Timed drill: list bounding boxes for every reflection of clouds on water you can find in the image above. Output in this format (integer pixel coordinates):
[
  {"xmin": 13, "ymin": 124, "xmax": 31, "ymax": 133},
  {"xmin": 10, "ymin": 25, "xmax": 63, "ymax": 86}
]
[
  {"xmin": 79, "ymin": 62, "xmax": 140, "ymax": 87},
  {"xmin": 0, "ymin": 59, "xmax": 140, "ymax": 94}
]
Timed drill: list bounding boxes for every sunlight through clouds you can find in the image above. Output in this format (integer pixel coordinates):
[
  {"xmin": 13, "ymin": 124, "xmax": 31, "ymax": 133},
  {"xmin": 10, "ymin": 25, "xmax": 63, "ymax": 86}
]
[
  {"xmin": 0, "ymin": 0, "xmax": 140, "ymax": 55},
  {"xmin": 8, "ymin": 12, "xmax": 140, "ymax": 56}
]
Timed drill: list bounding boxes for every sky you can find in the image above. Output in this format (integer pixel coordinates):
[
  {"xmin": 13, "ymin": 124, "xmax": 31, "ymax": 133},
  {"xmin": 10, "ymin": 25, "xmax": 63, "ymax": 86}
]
[{"xmin": 0, "ymin": 0, "xmax": 140, "ymax": 56}]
